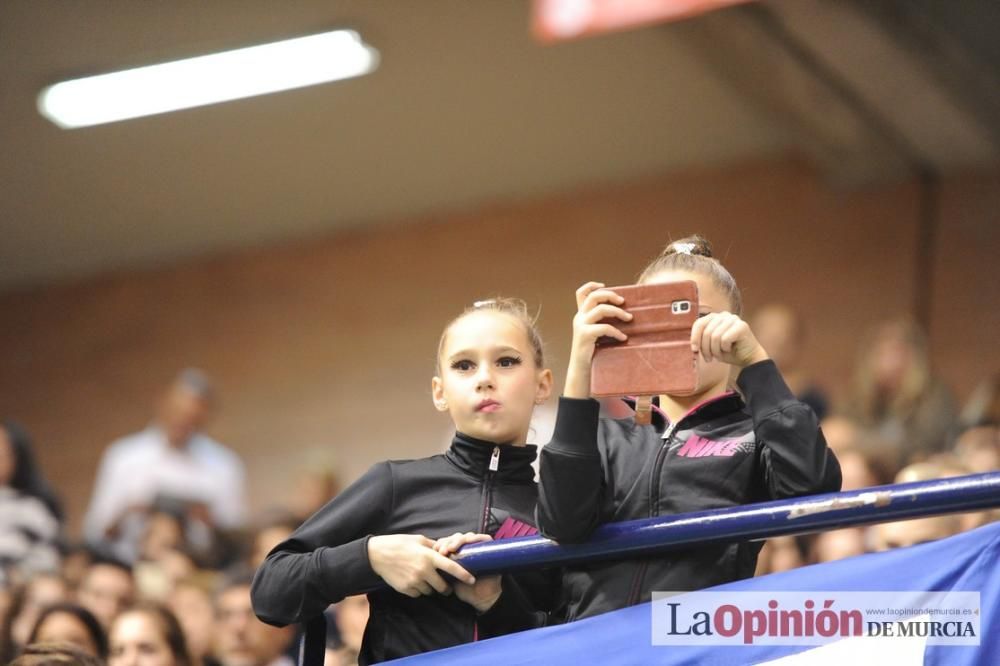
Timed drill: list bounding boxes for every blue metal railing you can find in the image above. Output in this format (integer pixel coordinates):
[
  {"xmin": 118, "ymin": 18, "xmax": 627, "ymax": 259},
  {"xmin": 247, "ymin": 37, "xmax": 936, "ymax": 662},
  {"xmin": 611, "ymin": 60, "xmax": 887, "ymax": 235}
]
[
  {"xmin": 298, "ymin": 471, "xmax": 1000, "ymax": 664},
  {"xmin": 453, "ymin": 471, "xmax": 1000, "ymax": 574}
]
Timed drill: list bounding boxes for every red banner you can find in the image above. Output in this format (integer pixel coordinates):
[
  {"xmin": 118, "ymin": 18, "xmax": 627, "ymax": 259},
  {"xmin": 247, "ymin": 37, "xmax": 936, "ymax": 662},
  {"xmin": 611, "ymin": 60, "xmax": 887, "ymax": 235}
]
[{"xmin": 533, "ymin": 0, "xmax": 754, "ymax": 42}]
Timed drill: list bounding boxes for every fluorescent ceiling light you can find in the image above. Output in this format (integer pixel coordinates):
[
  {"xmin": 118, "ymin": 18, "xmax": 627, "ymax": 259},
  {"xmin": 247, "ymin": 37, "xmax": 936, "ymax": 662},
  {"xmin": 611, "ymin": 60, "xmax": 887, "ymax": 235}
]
[{"xmin": 38, "ymin": 29, "xmax": 379, "ymax": 129}]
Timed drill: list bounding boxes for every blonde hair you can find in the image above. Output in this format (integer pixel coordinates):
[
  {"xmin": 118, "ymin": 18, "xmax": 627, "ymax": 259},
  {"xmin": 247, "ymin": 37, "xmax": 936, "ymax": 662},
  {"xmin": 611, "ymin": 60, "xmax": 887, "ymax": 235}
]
[
  {"xmin": 637, "ymin": 235, "xmax": 743, "ymax": 315},
  {"xmin": 436, "ymin": 298, "xmax": 545, "ymax": 373}
]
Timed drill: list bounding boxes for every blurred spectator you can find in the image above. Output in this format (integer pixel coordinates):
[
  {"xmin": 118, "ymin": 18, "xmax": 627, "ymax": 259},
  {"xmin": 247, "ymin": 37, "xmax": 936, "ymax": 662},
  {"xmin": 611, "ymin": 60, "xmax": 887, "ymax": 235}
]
[
  {"xmin": 750, "ymin": 304, "xmax": 829, "ymax": 420},
  {"xmin": 247, "ymin": 514, "xmax": 299, "ymax": 572},
  {"xmin": 140, "ymin": 508, "xmax": 187, "ymax": 564},
  {"xmin": 958, "ymin": 371, "xmax": 1000, "ymax": 429},
  {"xmin": 875, "ymin": 514, "xmax": 961, "ymax": 550},
  {"xmin": 821, "ymin": 415, "xmax": 899, "ymax": 488},
  {"xmin": 811, "ymin": 528, "xmax": 867, "ymax": 563},
  {"xmin": 84, "ymin": 369, "xmax": 246, "ymax": 564},
  {"xmin": 894, "ymin": 456, "xmax": 970, "ymax": 483},
  {"xmin": 213, "ymin": 576, "xmax": 294, "ymax": 666},
  {"xmin": 168, "ymin": 578, "xmax": 220, "ymax": 666},
  {"xmin": 1, "ymin": 583, "xmax": 14, "ymax": 638},
  {"xmin": 325, "ymin": 595, "xmax": 369, "ymax": 666},
  {"xmin": 874, "ymin": 459, "xmax": 969, "ymax": 551},
  {"xmin": 845, "ymin": 320, "xmax": 956, "ymax": 463},
  {"xmin": 818, "ymin": 415, "xmax": 861, "ymax": 457},
  {"xmin": 59, "ymin": 545, "xmax": 95, "ymax": 595},
  {"xmin": 10, "ymin": 642, "xmax": 104, "ymax": 666},
  {"xmin": 952, "ymin": 425, "xmax": 999, "ymax": 474},
  {"xmin": 835, "ymin": 447, "xmax": 881, "ymax": 492},
  {"xmin": 0, "ymin": 421, "xmax": 64, "ymax": 584},
  {"xmin": 132, "ymin": 506, "xmax": 200, "ymax": 603},
  {"xmin": 135, "ymin": 550, "xmax": 198, "ymax": 604},
  {"xmin": 108, "ymin": 603, "xmax": 192, "ymax": 666},
  {"xmin": 754, "ymin": 536, "xmax": 806, "ymax": 576},
  {"xmin": 4, "ymin": 573, "xmax": 70, "ymax": 660},
  {"xmin": 76, "ymin": 558, "xmax": 135, "ymax": 630},
  {"xmin": 920, "ymin": 447, "xmax": 999, "ymax": 532},
  {"xmin": 28, "ymin": 603, "xmax": 108, "ymax": 661},
  {"xmin": 286, "ymin": 464, "xmax": 341, "ymax": 526}
]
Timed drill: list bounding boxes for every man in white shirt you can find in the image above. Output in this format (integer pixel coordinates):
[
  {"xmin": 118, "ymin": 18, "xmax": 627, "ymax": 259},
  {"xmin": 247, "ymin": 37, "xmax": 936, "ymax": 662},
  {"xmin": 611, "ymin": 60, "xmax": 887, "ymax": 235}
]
[{"xmin": 83, "ymin": 369, "xmax": 247, "ymax": 563}]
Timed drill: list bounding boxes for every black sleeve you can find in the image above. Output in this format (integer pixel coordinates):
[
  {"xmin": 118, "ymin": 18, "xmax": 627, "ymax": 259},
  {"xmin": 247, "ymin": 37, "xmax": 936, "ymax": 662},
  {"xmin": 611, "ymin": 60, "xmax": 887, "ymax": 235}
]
[
  {"xmin": 536, "ymin": 397, "xmax": 604, "ymax": 543},
  {"xmin": 250, "ymin": 462, "xmax": 393, "ymax": 626},
  {"xmin": 475, "ymin": 575, "xmax": 546, "ymax": 637},
  {"xmin": 738, "ymin": 360, "xmax": 842, "ymax": 498}
]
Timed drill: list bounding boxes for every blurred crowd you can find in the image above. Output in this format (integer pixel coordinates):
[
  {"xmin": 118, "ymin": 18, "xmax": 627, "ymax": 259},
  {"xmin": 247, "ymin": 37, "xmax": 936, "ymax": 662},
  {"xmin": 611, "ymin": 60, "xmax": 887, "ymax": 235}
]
[
  {"xmin": 748, "ymin": 308, "xmax": 1000, "ymax": 576},
  {"xmin": 0, "ymin": 371, "xmax": 359, "ymax": 666},
  {"xmin": 1, "ymin": 309, "xmax": 997, "ymax": 665}
]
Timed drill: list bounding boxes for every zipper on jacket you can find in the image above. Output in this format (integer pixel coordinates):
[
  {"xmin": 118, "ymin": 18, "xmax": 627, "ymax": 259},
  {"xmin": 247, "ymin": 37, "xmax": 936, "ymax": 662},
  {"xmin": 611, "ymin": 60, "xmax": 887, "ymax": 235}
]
[
  {"xmin": 480, "ymin": 445, "xmax": 499, "ymax": 531},
  {"xmin": 648, "ymin": 421, "xmax": 681, "ymax": 517},
  {"xmin": 626, "ymin": 421, "xmax": 681, "ymax": 606},
  {"xmin": 474, "ymin": 445, "xmax": 500, "ymax": 640}
]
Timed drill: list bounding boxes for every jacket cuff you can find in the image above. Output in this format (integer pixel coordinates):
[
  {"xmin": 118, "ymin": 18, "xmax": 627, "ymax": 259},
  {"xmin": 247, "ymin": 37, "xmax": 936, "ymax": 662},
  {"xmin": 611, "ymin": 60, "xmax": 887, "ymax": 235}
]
[
  {"xmin": 317, "ymin": 536, "xmax": 382, "ymax": 598},
  {"xmin": 736, "ymin": 360, "xmax": 798, "ymax": 419},
  {"xmin": 549, "ymin": 397, "xmax": 601, "ymax": 455}
]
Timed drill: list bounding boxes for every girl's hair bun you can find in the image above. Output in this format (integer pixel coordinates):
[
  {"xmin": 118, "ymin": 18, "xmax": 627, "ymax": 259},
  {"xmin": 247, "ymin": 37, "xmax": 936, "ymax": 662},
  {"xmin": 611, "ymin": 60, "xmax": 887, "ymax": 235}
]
[
  {"xmin": 638, "ymin": 233, "xmax": 742, "ymax": 315},
  {"xmin": 664, "ymin": 235, "xmax": 713, "ymax": 258}
]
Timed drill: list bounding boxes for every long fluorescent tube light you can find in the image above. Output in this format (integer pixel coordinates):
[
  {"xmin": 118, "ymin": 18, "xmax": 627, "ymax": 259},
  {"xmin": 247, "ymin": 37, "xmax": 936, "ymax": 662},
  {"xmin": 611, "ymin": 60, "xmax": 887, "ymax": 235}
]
[{"xmin": 38, "ymin": 29, "xmax": 379, "ymax": 129}]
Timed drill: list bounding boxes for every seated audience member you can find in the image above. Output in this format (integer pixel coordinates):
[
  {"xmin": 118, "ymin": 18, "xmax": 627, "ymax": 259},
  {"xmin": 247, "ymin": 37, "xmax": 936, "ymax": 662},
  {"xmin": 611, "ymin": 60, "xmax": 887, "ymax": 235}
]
[
  {"xmin": 952, "ymin": 424, "xmax": 999, "ymax": 473},
  {"xmin": 76, "ymin": 558, "xmax": 135, "ymax": 630},
  {"xmin": 133, "ymin": 506, "xmax": 201, "ymax": 602},
  {"xmin": 818, "ymin": 415, "xmax": 862, "ymax": 457},
  {"xmin": 84, "ymin": 369, "xmax": 246, "ymax": 564},
  {"xmin": 58, "ymin": 545, "xmax": 95, "ymax": 595},
  {"xmin": 754, "ymin": 537, "xmax": 806, "ymax": 576},
  {"xmin": 10, "ymin": 642, "xmax": 104, "ymax": 666},
  {"xmin": 325, "ymin": 595, "xmax": 369, "ymax": 666},
  {"xmin": 168, "ymin": 577, "xmax": 220, "ymax": 666},
  {"xmin": 286, "ymin": 463, "xmax": 341, "ymax": 525},
  {"xmin": 6, "ymin": 573, "xmax": 70, "ymax": 659},
  {"xmin": 108, "ymin": 603, "xmax": 192, "ymax": 666},
  {"xmin": 246, "ymin": 513, "xmax": 299, "ymax": 572},
  {"xmin": 750, "ymin": 303, "xmax": 829, "ymax": 420},
  {"xmin": 214, "ymin": 576, "xmax": 295, "ymax": 666},
  {"xmin": 820, "ymin": 415, "xmax": 900, "ymax": 479},
  {"xmin": 811, "ymin": 528, "xmax": 867, "ymax": 563},
  {"xmin": 0, "ymin": 421, "xmax": 64, "ymax": 583},
  {"xmin": 28, "ymin": 603, "xmax": 108, "ymax": 661},
  {"xmin": 875, "ymin": 459, "xmax": 970, "ymax": 551},
  {"xmin": 942, "ymin": 433, "xmax": 1000, "ymax": 531},
  {"xmin": 958, "ymin": 371, "xmax": 1000, "ymax": 430},
  {"xmin": 835, "ymin": 446, "xmax": 881, "ymax": 492},
  {"xmin": 845, "ymin": 319, "xmax": 956, "ymax": 464},
  {"xmin": 1, "ymin": 582, "xmax": 14, "ymax": 636},
  {"xmin": 894, "ymin": 456, "xmax": 970, "ymax": 483},
  {"xmin": 875, "ymin": 514, "xmax": 962, "ymax": 551}
]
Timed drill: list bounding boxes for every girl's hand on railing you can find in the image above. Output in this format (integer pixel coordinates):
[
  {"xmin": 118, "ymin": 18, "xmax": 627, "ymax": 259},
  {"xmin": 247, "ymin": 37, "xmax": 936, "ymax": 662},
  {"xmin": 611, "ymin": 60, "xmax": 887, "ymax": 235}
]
[
  {"xmin": 367, "ymin": 534, "xmax": 476, "ymax": 598},
  {"xmin": 434, "ymin": 532, "xmax": 501, "ymax": 612}
]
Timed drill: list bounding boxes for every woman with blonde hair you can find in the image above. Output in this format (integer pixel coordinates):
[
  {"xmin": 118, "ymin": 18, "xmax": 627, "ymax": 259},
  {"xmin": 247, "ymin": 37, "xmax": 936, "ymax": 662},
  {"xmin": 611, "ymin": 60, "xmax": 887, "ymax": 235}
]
[{"xmin": 846, "ymin": 319, "xmax": 956, "ymax": 464}]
